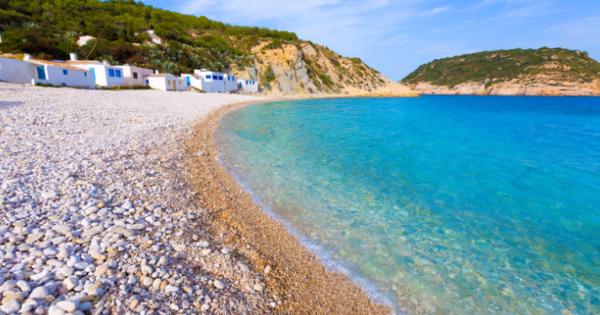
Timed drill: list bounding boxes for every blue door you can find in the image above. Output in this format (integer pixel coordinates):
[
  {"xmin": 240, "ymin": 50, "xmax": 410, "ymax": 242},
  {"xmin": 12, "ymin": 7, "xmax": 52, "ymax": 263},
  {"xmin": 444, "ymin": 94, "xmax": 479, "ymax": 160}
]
[
  {"xmin": 36, "ymin": 66, "xmax": 46, "ymax": 80},
  {"xmin": 89, "ymin": 68, "xmax": 96, "ymax": 81},
  {"xmin": 185, "ymin": 76, "xmax": 191, "ymax": 86}
]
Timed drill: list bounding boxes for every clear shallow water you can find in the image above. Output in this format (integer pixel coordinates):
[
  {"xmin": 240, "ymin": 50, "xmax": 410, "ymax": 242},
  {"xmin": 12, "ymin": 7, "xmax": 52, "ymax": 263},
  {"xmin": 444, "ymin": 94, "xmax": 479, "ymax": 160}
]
[{"xmin": 216, "ymin": 96, "xmax": 600, "ymax": 314}]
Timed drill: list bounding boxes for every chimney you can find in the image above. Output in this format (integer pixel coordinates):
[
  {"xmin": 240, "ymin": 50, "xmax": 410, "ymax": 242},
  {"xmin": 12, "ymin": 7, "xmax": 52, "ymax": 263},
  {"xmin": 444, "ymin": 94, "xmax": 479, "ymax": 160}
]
[
  {"xmin": 154, "ymin": 69, "xmax": 159, "ymax": 74},
  {"xmin": 23, "ymin": 54, "xmax": 32, "ymax": 61},
  {"xmin": 69, "ymin": 53, "xmax": 78, "ymax": 61},
  {"xmin": 102, "ymin": 60, "xmax": 109, "ymax": 65}
]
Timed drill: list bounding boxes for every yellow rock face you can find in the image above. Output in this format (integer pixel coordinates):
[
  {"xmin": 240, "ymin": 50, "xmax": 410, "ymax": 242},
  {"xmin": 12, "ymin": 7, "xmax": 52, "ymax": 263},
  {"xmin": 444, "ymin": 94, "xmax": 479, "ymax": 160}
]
[{"xmin": 232, "ymin": 40, "xmax": 395, "ymax": 96}]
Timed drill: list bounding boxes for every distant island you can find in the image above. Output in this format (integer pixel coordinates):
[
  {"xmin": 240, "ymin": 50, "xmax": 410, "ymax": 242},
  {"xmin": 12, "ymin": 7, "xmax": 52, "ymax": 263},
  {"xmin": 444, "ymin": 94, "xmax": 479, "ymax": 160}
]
[{"xmin": 402, "ymin": 48, "xmax": 600, "ymax": 96}]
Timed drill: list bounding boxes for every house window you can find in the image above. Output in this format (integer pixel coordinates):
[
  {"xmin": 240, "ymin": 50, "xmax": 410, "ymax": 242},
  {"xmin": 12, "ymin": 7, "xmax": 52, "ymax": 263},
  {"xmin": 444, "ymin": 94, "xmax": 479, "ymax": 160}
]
[
  {"xmin": 115, "ymin": 69, "xmax": 122, "ymax": 78},
  {"xmin": 212, "ymin": 75, "xmax": 218, "ymax": 80},
  {"xmin": 206, "ymin": 75, "xmax": 211, "ymax": 79},
  {"xmin": 218, "ymin": 76, "xmax": 223, "ymax": 80},
  {"xmin": 36, "ymin": 65, "xmax": 46, "ymax": 80},
  {"xmin": 108, "ymin": 69, "xmax": 115, "ymax": 77},
  {"xmin": 63, "ymin": 69, "xmax": 68, "ymax": 75},
  {"xmin": 84, "ymin": 72, "xmax": 87, "ymax": 77},
  {"xmin": 133, "ymin": 72, "xmax": 138, "ymax": 79}
]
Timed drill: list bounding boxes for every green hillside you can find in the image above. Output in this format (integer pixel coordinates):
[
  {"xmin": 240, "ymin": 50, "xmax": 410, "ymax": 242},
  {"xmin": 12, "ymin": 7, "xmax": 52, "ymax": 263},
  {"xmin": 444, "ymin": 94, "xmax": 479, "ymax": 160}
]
[
  {"xmin": 402, "ymin": 48, "xmax": 600, "ymax": 87},
  {"xmin": 0, "ymin": 0, "xmax": 298, "ymax": 73}
]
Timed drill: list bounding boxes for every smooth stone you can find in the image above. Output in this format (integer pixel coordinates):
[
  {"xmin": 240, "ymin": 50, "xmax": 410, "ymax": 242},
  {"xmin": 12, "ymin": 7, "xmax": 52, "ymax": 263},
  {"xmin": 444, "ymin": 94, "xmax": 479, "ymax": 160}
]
[
  {"xmin": 58, "ymin": 266, "xmax": 74, "ymax": 278},
  {"xmin": 63, "ymin": 277, "xmax": 79, "ymax": 291},
  {"xmin": 29, "ymin": 286, "xmax": 49, "ymax": 299},
  {"xmin": 213, "ymin": 280, "xmax": 224, "ymax": 290},
  {"xmin": 56, "ymin": 300, "xmax": 79, "ymax": 312},
  {"xmin": 25, "ymin": 233, "xmax": 44, "ymax": 244},
  {"xmin": 16, "ymin": 280, "xmax": 31, "ymax": 293},
  {"xmin": 141, "ymin": 277, "xmax": 153, "ymax": 287},
  {"xmin": 30, "ymin": 270, "xmax": 50, "ymax": 281},
  {"xmin": 79, "ymin": 301, "xmax": 93, "ymax": 311},
  {"xmin": 0, "ymin": 298, "xmax": 20, "ymax": 313},
  {"xmin": 48, "ymin": 304, "xmax": 66, "ymax": 315}
]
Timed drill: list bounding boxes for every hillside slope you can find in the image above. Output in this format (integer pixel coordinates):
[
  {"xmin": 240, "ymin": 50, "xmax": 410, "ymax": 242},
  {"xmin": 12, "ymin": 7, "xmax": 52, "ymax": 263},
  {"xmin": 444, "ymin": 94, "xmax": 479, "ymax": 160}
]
[
  {"xmin": 0, "ymin": 0, "xmax": 401, "ymax": 95},
  {"xmin": 402, "ymin": 48, "xmax": 600, "ymax": 96}
]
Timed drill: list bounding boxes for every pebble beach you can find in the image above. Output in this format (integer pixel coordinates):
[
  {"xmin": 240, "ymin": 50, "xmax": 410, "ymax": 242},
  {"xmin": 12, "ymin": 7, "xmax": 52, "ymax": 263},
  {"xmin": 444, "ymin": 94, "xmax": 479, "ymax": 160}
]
[
  {"xmin": 0, "ymin": 83, "xmax": 276, "ymax": 314},
  {"xmin": 0, "ymin": 83, "xmax": 389, "ymax": 315}
]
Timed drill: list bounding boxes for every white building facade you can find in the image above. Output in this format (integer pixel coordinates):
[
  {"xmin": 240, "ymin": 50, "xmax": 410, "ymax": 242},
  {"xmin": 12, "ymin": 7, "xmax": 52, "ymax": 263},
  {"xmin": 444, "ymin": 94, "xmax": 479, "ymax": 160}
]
[
  {"xmin": 67, "ymin": 56, "xmax": 125, "ymax": 88},
  {"xmin": 193, "ymin": 70, "xmax": 226, "ymax": 93},
  {"xmin": 117, "ymin": 65, "xmax": 154, "ymax": 87},
  {"xmin": 224, "ymin": 74, "xmax": 238, "ymax": 92},
  {"xmin": 29, "ymin": 59, "xmax": 95, "ymax": 88},
  {"xmin": 0, "ymin": 57, "xmax": 36, "ymax": 84},
  {"xmin": 187, "ymin": 70, "xmax": 239, "ymax": 93},
  {"xmin": 147, "ymin": 74, "xmax": 188, "ymax": 91},
  {"xmin": 238, "ymin": 79, "xmax": 259, "ymax": 93}
]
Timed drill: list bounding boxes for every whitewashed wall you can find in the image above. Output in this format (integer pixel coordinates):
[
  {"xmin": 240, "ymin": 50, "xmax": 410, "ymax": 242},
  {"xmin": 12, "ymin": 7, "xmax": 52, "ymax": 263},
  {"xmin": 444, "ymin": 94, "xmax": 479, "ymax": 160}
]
[
  {"xmin": 118, "ymin": 65, "xmax": 153, "ymax": 87},
  {"xmin": 36, "ymin": 65, "xmax": 95, "ymax": 88},
  {"xmin": 238, "ymin": 79, "xmax": 259, "ymax": 93},
  {"xmin": 0, "ymin": 58, "xmax": 35, "ymax": 83}
]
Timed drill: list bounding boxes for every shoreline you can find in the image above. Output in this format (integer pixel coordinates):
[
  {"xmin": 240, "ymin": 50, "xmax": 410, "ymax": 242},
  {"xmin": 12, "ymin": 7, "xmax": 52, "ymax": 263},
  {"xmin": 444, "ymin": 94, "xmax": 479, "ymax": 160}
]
[{"xmin": 185, "ymin": 100, "xmax": 391, "ymax": 314}]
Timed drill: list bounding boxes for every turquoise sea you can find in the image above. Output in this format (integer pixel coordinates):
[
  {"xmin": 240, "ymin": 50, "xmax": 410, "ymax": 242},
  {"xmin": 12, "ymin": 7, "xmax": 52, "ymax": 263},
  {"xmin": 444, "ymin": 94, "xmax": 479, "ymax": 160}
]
[{"xmin": 216, "ymin": 96, "xmax": 600, "ymax": 314}]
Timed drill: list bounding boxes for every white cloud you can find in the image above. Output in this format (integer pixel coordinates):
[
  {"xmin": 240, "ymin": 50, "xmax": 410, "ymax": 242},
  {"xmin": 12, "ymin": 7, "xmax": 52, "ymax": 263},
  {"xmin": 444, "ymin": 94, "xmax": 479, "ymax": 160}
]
[{"xmin": 424, "ymin": 6, "xmax": 450, "ymax": 15}]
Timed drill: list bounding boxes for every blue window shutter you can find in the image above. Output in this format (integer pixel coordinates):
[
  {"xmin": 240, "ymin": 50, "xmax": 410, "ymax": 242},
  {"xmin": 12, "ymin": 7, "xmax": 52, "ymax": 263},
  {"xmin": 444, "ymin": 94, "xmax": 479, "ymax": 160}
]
[
  {"xmin": 108, "ymin": 69, "xmax": 115, "ymax": 77},
  {"xmin": 63, "ymin": 69, "xmax": 68, "ymax": 75},
  {"xmin": 116, "ymin": 69, "xmax": 122, "ymax": 78},
  {"xmin": 36, "ymin": 66, "xmax": 46, "ymax": 80}
]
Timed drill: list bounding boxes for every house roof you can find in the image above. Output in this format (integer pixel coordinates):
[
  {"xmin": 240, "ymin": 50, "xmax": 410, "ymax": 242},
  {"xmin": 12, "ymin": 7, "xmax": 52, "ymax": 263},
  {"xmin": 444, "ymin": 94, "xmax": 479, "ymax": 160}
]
[
  {"xmin": 0, "ymin": 53, "xmax": 24, "ymax": 60},
  {"xmin": 28, "ymin": 59, "xmax": 89, "ymax": 71},
  {"xmin": 147, "ymin": 74, "xmax": 176, "ymax": 78},
  {"xmin": 65, "ymin": 60, "xmax": 102, "ymax": 65}
]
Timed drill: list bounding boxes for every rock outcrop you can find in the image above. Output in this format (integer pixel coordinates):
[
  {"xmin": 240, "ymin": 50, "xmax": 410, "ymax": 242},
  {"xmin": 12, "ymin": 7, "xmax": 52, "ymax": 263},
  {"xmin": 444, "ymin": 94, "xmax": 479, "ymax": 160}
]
[
  {"xmin": 232, "ymin": 41, "xmax": 404, "ymax": 95},
  {"xmin": 403, "ymin": 48, "xmax": 600, "ymax": 96},
  {"xmin": 412, "ymin": 78, "xmax": 600, "ymax": 96}
]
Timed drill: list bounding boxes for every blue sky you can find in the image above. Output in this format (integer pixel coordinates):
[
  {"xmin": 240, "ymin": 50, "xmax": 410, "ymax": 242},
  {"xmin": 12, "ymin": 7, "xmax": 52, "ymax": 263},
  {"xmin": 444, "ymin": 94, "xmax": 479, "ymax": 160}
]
[{"xmin": 141, "ymin": 0, "xmax": 600, "ymax": 80}]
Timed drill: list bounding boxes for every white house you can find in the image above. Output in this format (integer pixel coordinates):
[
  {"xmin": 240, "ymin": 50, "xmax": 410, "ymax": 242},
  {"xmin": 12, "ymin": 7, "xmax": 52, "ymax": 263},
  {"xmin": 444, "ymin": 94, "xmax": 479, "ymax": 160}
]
[
  {"xmin": 181, "ymin": 73, "xmax": 203, "ymax": 91},
  {"xmin": 117, "ymin": 65, "xmax": 154, "ymax": 87},
  {"xmin": 66, "ymin": 54, "xmax": 125, "ymax": 88},
  {"xmin": 192, "ymin": 69, "xmax": 226, "ymax": 93},
  {"xmin": 28, "ymin": 58, "xmax": 95, "ymax": 88},
  {"xmin": 224, "ymin": 74, "xmax": 239, "ymax": 92},
  {"xmin": 188, "ymin": 70, "xmax": 239, "ymax": 93},
  {"xmin": 238, "ymin": 79, "xmax": 259, "ymax": 93},
  {"xmin": 147, "ymin": 74, "xmax": 188, "ymax": 91},
  {"xmin": 0, "ymin": 56, "xmax": 36, "ymax": 84}
]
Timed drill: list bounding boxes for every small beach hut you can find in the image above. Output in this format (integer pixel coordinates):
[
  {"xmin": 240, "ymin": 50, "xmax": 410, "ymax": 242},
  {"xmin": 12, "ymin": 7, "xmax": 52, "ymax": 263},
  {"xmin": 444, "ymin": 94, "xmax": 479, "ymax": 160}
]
[
  {"xmin": 147, "ymin": 74, "xmax": 188, "ymax": 91},
  {"xmin": 117, "ymin": 65, "xmax": 154, "ymax": 87},
  {"xmin": 238, "ymin": 79, "xmax": 259, "ymax": 93},
  {"xmin": 192, "ymin": 69, "xmax": 227, "ymax": 93},
  {"xmin": 28, "ymin": 56, "xmax": 95, "ymax": 88},
  {"xmin": 66, "ymin": 54, "xmax": 126, "ymax": 88}
]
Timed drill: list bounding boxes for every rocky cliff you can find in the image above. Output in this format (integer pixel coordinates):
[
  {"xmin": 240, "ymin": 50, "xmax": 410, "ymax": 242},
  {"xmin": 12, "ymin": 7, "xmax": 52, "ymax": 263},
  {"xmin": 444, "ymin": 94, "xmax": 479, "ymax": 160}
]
[
  {"xmin": 403, "ymin": 48, "xmax": 600, "ymax": 96},
  {"xmin": 230, "ymin": 40, "xmax": 404, "ymax": 95}
]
